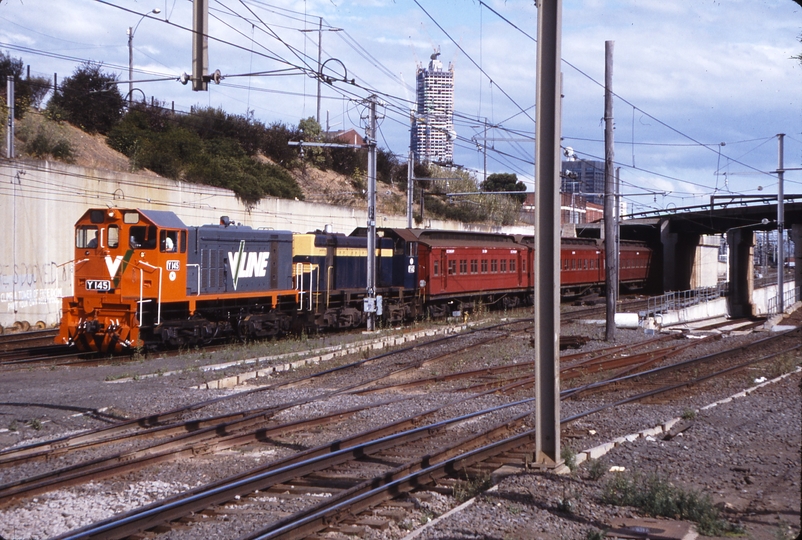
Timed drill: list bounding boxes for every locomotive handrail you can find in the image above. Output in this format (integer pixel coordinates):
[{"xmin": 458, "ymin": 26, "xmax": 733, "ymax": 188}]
[
  {"xmin": 327, "ymin": 265, "xmax": 334, "ymax": 309},
  {"xmin": 57, "ymin": 258, "xmax": 90, "ymax": 268},
  {"xmin": 137, "ymin": 262, "xmax": 163, "ymax": 326},
  {"xmin": 186, "ymin": 263, "xmax": 201, "ymax": 296},
  {"xmin": 294, "ymin": 263, "xmax": 318, "ymax": 311}
]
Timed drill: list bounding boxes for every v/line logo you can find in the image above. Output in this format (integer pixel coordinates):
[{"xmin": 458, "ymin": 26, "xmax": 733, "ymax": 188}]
[{"xmin": 229, "ymin": 241, "xmax": 270, "ymax": 290}]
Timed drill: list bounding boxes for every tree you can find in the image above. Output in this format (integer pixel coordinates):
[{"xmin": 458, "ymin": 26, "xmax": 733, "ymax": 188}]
[
  {"xmin": 0, "ymin": 51, "xmax": 46, "ymax": 119},
  {"xmin": 480, "ymin": 172, "xmax": 527, "ymax": 203},
  {"xmin": 297, "ymin": 116, "xmax": 324, "ymax": 167},
  {"xmin": 47, "ymin": 62, "xmax": 124, "ymax": 134}
]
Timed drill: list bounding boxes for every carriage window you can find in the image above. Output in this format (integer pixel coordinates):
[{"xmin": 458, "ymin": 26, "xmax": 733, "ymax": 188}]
[
  {"xmin": 76, "ymin": 226, "xmax": 98, "ymax": 248},
  {"xmin": 510, "ymin": 259, "xmax": 516, "ymax": 272},
  {"xmin": 491, "ymin": 259, "xmax": 498, "ymax": 273},
  {"xmin": 108, "ymin": 225, "xmax": 119, "ymax": 248},
  {"xmin": 160, "ymin": 230, "xmax": 178, "ymax": 252},
  {"xmin": 500, "ymin": 259, "xmax": 507, "ymax": 273},
  {"xmin": 571, "ymin": 259, "xmax": 575, "ymax": 270},
  {"xmin": 481, "ymin": 260, "xmax": 488, "ymax": 273},
  {"xmin": 460, "ymin": 259, "xmax": 467, "ymax": 274},
  {"xmin": 433, "ymin": 260, "xmax": 439, "ymax": 276},
  {"xmin": 522, "ymin": 259, "xmax": 526, "ymax": 273},
  {"xmin": 448, "ymin": 260, "xmax": 457, "ymax": 275},
  {"xmin": 129, "ymin": 225, "xmax": 157, "ymax": 249},
  {"xmin": 470, "ymin": 259, "xmax": 478, "ymax": 274}
]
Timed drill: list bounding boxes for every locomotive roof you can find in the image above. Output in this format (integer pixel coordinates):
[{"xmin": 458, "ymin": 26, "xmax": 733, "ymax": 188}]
[{"xmin": 137, "ymin": 209, "xmax": 187, "ymax": 229}]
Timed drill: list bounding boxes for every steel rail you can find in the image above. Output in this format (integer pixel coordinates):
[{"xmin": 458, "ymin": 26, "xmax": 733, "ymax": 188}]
[
  {"xmin": 0, "ymin": 396, "xmax": 411, "ymax": 506},
  {"xmin": 0, "ymin": 319, "xmax": 529, "ymax": 467},
  {"xmin": 54, "ymin": 397, "xmax": 536, "ymax": 539},
  {"xmin": 244, "ymin": 340, "xmax": 802, "ymax": 540},
  {"xmin": 52, "ymin": 329, "xmax": 801, "ymax": 539}
]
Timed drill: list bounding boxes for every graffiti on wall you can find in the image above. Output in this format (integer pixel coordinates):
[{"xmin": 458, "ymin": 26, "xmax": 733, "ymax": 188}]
[{"xmin": 0, "ymin": 262, "xmax": 72, "ymax": 314}]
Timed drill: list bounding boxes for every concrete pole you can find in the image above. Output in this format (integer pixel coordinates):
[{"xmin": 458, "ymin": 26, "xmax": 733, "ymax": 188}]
[
  {"xmin": 407, "ymin": 110, "xmax": 415, "ymax": 228},
  {"xmin": 316, "ymin": 18, "xmax": 322, "ymax": 125},
  {"xmin": 128, "ymin": 27, "xmax": 134, "ymax": 106},
  {"xmin": 615, "ymin": 166, "xmax": 621, "ymax": 281},
  {"xmin": 483, "ymin": 120, "xmax": 488, "ymax": 185},
  {"xmin": 533, "ymin": 0, "xmax": 562, "ymax": 467},
  {"xmin": 604, "ymin": 41, "xmax": 617, "ymax": 341},
  {"xmin": 192, "ymin": 0, "xmax": 209, "ymax": 91},
  {"xmin": 366, "ymin": 97, "xmax": 378, "ymax": 331},
  {"xmin": 407, "ymin": 148, "xmax": 414, "ymax": 228},
  {"xmin": 6, "ymin": 76, "xmax": 14, "ymax": 158},
  {"xmin": 777, "ymin": 133, "xmax": 785, "ymax": 314}
]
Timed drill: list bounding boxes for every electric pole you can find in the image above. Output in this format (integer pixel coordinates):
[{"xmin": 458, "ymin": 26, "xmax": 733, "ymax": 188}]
[
  {"xmin": 365, "ymin": 96, "xmax": 378, "ymax": 331},
  {"xmin": 604, "ymin": 40, "xmax": 617, "ymax": 341}
]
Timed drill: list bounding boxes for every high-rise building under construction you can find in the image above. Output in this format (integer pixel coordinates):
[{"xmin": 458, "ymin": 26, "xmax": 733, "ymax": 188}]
[{"xmin": 413, "ymin": 50, "xmax": 455, "ymax": 165}]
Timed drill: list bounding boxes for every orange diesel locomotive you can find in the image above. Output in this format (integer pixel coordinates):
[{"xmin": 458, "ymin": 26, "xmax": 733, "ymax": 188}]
[{"xmin": 57, "ymin": 208, "xmax": 297, "ymax": 353}]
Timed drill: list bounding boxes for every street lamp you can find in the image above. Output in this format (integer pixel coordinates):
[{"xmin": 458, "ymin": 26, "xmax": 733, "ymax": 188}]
[{"xmin": 128, "ymin": 8, "xmax": 161, "ymax": 106}]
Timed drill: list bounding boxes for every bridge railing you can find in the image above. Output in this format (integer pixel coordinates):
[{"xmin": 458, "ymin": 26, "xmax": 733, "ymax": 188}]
[
  {"xmin": 620, "ymin": 194, "xmax": 802, "ymax": 221},
  {"xmin": 767, "ymin": 286, "xmax": 801, "ymax": 316},
  {"xmin": 645, "ymin": 283, "xmax": 728, "ymax": 322}
]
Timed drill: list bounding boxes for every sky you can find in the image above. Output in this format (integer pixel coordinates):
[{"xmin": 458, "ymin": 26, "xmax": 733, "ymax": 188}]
[{"xmin": 1, "ymin": 0, "xmax": 801, "ymax": 216}]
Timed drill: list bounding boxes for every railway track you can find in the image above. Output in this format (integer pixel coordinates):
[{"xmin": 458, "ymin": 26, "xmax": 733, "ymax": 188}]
[
  {"xmin": 51, "ymin": 325, "xmax": 801, "ymax": 539},
  {"xmin": 1, "ymin": 310, "xmax": 799, "ymax": 538}
]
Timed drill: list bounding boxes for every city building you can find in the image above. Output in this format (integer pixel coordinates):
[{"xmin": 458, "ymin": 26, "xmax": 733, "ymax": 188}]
[
  {"xmin": 561, "ymin": 159, "xmax": 605, "ymax": 205},
  {"xmin": 413, "ymin": 49, "xmax": 455, "ymax": 165}
]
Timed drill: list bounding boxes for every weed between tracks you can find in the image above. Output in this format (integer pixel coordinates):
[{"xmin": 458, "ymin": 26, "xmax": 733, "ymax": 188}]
[
  {"xmin": 453, "ymin": 473, "xmax": 493, "ymax": 503},
  {"xmin": 600, "ymin": 472, "xmax": 741, "ymax": 536}
]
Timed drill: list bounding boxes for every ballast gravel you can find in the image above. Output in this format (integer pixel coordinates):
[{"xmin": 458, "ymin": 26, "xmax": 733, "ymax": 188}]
[{"xmin": 0, "ymin": 315, "xmax": 799, "ymax": 540}]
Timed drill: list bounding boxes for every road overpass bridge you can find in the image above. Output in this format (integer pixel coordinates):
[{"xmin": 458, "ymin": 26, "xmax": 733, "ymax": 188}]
[{"xmin": 576, "ymin": 195, "xmax": 802, "ymax": 318}]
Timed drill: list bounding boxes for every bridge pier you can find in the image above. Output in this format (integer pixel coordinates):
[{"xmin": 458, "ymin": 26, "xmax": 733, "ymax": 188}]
[
  {"xmin": 726, "ymin": 228, "xmax": 755, "ymax": 318},
  {"xmin": 660, "ymin": 221, "xmax": 700, "ymax": 292}
]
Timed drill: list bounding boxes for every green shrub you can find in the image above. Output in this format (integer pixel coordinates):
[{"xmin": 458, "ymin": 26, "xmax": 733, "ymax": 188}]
[
  {"xmin": 561, "ymin": 445, "xmax": 577, "ymax": 471},
  {"xmin": 587, "ymin": 458, "xmax": 607, "ymax": 481},
  {"xmin": 601, "ymin": 473, "xmax": 730, "ymax": 535}
]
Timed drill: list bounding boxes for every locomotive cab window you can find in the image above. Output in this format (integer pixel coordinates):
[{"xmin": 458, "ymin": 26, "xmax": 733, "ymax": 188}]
[
  {"xmin": 76, "ymin": 226, "xmax": 99, "ymax": 249},
  {"xmin": 160, "ymin": 230, "xmax": 178, "ymax": 252},
  {"xmin": 129, "ymin": 225, "xmax": 157, "ymax": 249},
  {"xmin": 108, "ymin": 225, "xmax": 120, "ymax": 248}
]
